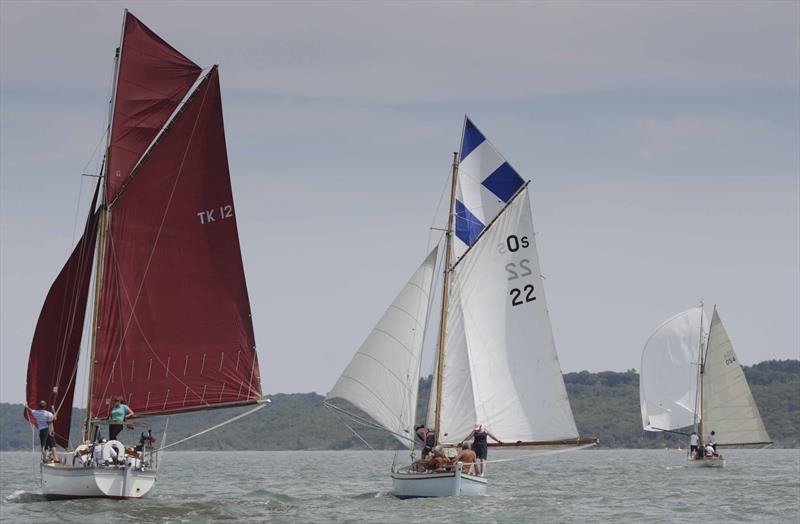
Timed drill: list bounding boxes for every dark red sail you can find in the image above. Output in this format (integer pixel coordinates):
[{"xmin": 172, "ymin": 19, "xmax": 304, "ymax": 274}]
[
  {"xmin": 107, "ymin": 11, "xmax": 202, "ymax": 202},
  {"xmin": 25, "ymin": 183, "xmax": 100, "ymax": 448},
  {"xmin": 91, "ymin": 68, "xmax": 262, "ymax": 419}
]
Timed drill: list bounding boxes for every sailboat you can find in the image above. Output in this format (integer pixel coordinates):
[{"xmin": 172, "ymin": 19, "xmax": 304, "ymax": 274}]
[
  {"xmin": 326, "ymin": 117, "xmax": 596, "ymax": 498},
  {"xmin": 24, "ymin": 11, "xmax": 264, "ymax": 498},
  {"xmin": 639, "ymin": 304, "xmax": 771, "ymax": 468}
]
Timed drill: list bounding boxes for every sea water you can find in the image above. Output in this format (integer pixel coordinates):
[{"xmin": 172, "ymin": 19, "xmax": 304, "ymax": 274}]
[{"xmin": 1, "ymin": 449, "xmax": 798, "ymax": 523}]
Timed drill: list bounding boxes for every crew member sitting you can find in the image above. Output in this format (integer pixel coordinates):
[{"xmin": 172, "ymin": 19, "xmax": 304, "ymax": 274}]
[{"xmin": 453, "ymin": 442, "xmax": 477, "ymax": 475}]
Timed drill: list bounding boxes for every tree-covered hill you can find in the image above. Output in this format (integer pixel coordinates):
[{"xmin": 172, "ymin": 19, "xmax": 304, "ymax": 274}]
[{"xmin": 2, "ymin": 360, "xmax": 796, "ymax": 451}]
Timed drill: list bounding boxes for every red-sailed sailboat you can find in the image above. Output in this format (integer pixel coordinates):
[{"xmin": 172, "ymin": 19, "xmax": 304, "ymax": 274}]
[{"xmin": 24, "ymin": 10, "xmax": 264, "ymax": 499}]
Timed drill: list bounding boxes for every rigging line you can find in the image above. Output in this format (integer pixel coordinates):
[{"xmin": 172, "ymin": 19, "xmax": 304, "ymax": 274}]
[
  {"xmin": 51, "ymin": 243, "xmax": 93, "ymax": 403},
  {"xmin": 650, "ymin": 427, "xmax": 692, "ymax": 437},
  {"xmin": 327, "ymin": 405, "xmax": 375, "ymax": 450},
  {"xmin": 425, "ymin": 169, "xmax": 451, "ymax": 254},
  {"xmin": 94, "ymin": 81, "xmax": 212, "ymax": 410},
  {"xmin": 52, "ymin": 211, "xmax": 98, "ymax": 390},
  {"xmin": 324, "ymin": 402, "xmax": 414, "ymax": 443},
  {"xmin": 94, "ymin": 231, "xmax": 210, "ymax": 413},
  {"xmin": 155, "ymin": 401, "xmax": 267, "ymax": 453},
  {"xmin": 397, "ymin": 271, "xmax": 433, "ymax": 434}
]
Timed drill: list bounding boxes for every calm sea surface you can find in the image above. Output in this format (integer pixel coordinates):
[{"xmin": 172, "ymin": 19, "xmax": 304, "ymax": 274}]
[{"xmin": 1, "ymin": 449, "xmax": 798, "ymax": 523}]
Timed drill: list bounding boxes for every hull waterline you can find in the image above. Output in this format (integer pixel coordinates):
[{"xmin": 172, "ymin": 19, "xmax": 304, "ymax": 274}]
[
  {"xmin": 41, "ymin": 463, "xmax": 156, "ymax": 499},
  {"xmin": 687, "ymin": 456, "xmax": 725, "ymax": 468},
  {"xmin": 391, "ymin": 462, "xmax": 487, "ymax": 498}
]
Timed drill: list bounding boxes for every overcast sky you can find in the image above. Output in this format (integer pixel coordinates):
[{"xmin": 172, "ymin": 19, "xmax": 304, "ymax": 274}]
[{"xmin": 1, "ymin": 0, "xmax": 798, "ymax": 405}]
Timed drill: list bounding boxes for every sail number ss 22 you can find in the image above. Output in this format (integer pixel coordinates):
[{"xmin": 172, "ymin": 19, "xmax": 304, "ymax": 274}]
[{"xmin": 501, "ymin": 234, "xmax": 536, "ymax": 307}]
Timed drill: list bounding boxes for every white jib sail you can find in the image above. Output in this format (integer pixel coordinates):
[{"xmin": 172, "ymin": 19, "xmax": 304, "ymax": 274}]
[
  {"xmin": 432, "ymin": 188, "xmax": 579, "ymax": 445},
  {"xmin": 702, "ymin": 309, "xmax": 770, "ymax": 445},
  {"xmin": 639, "ymin": 307, "xmax": 702, "ymax": 432},
  {"xmin": 326, "ymin": 247, "xmax": 438, "ymax": 446}
]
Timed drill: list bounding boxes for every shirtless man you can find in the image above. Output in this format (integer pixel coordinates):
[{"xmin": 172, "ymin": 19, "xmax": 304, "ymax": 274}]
[{"xmin": 453, "ymin": 442, "xmax": 477, "ymax": 475}]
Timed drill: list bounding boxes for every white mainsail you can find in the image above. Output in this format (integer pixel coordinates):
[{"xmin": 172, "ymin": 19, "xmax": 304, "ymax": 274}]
[
  {"xmin": 702, "ymin": 309, "xmax": 770, "ymax": 446},
  {"xmin": 326, "ymin": 248, "xmax": 438, "ymax": 446},
  {"xmin": 429, "ymin": 188, "xmax": 579, "ymax": 444},
  {"xmin": 640, "ymin": 307, "xmax": 702, "ymax": 432}
]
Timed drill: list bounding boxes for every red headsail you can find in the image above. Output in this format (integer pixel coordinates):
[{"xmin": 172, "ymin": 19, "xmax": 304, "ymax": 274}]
[
  {"xmin": 106, "ymin": 12, "xmax": 202, "ymax": 202},
  {"xmin": 25, "ymin": 183, "xmax": 100, "ymax": 448},
  {"xmin": 91, "ymin": 68, "xmax": 262, "ymax": 419}
]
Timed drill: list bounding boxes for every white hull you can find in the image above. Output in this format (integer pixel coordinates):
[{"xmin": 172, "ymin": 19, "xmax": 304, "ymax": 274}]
[
  {"xmin": 41, "ymin": 463, "xmax": 156, "ymax": 499},
  {"xmin": 391, "ymin": 462, "xmax": 487, "ymax": 498},
  {"xmin": 688, "ymin": 456, "xmax": 725, "ymax": 468}
]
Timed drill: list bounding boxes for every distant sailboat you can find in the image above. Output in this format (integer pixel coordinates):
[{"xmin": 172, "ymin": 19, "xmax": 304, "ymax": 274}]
[
  {"xmin": 24, "ymin": 10, "xmax": 264, "ymax": 498},
  {"xmin": 326, "ymin": 117, "xmax": 596, "ymax": 498},
  {"xmin": 640, "ymin": 304, "xmax": 771, "ymax": 468}
]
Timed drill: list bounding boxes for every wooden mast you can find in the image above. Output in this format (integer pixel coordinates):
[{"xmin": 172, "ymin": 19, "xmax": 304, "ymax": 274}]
[
  {"xmin": 697, "ymin": 301, "xmax": 706, "ymax": 448},
  {"xmin": 433, "ymin": 151, "xmax": 459, "ymax": 445},
  {"xmin": 83, "ymin": 10, "xmax": 126, "ymax": 442}
]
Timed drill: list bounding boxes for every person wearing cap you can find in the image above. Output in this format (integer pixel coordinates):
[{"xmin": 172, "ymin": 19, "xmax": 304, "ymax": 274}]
[
  {"xmin": 708, "ymin": 430, "xmax": 718, "ymax": 452},
  {"xmin": 108, "ymin": 396, "xmax": 134, "ymax": 441},
  {"xmin": 30, "ymin": 400, "xmax": 58, "ymax": 463},
  {"xmin": 415, "ymin": 425, "xmax": 435, "ymax": 458}
]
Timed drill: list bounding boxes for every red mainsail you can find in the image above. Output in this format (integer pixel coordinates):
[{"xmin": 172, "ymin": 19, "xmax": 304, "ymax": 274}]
[
  {"xmin": 25, "ymin": 183, "xmax": 101, "ymax": 448},
  {"xmin": 106, "ymin": 12, "xmax": 202, "ymax": 203},
  {"xmin": 91, "ymin": 68, "xmax": 262, "ymax": 419}
]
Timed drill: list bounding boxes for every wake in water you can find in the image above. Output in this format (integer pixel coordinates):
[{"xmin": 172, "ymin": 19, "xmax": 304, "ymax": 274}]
[{"xmin": 5, "ymin": 490, "xmax": 47, "ymax": 503}]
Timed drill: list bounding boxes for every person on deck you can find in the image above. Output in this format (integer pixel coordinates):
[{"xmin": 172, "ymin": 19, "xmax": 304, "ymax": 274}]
[
  {"xmin": 708, "ymin": 430, "xmax": 718, "ymax": 452},
  {"xmin": 108, "ymin": 396, "xmax": 134, "ymax": 441},
  {"xmin": 93, "ymin": 438, "xmax": 118, "ymax": 465},
  {"xmin": 453, "ymin": 442, "xmax": 477, "ymax": 475},
  {"xmin": 689, "ymin": 431, "xmax": 699, "ymax": 457},
  {"xmin": 415, "ymin": 425, "xmax": 435, "ymax": 458},
  {"xmin": 431, "ymin": 446, "xmax": 449, "ymax": 472},
  {"xmin": 460, "ymin": 424, "xmax": 503, "ymax": 477},
  {"xmin": 30, "ymin": 400, "xmax": 58, "ymax": 463}
]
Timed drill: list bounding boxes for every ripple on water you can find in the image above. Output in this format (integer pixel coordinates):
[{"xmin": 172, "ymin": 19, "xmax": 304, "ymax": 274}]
[{"xmin": 0, "ymin": 449, "xmax": 798, "ymax": 523}]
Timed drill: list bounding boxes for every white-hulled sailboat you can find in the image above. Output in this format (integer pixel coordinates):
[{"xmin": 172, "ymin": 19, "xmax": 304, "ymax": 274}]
[
  {"xmin": 24, "ymin": 10, "xmax": 265, "ymax": 498},
  {"xmin": 640, "ymin": 304, "xmax": 771, "ymax": 468},
  {"xmin": 325, "ymin": 117, "xmax": 596, "ymax": 498}
]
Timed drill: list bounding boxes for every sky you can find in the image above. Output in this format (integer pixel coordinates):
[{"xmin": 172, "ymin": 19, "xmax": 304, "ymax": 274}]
[{"xmin": 1, "ymin": 0, "xmax": 798, "ymax": 406}]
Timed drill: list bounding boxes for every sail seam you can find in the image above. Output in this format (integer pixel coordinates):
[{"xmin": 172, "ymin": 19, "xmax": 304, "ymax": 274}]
[
  {"xmin": 348, "ymin": 352, "xmax": 415, "ymax": 394},
  {"xmin": 333, "ymin": 374, "xmax": 408, "ymax": 431}
]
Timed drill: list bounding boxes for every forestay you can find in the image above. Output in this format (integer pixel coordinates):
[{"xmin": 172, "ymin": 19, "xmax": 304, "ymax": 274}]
[
  {"xmin": 702, "ymin": 309, "xmax": 770, "ymax": 446},
  {"xmin": 327, "ymin": 248, "xmax": 439, "ymax": 445},
  {"xmin": 430, "ymin": 188, "xmax": 579, "ymax": 444},
  {"xmin": 639, "ymin": 307, "xmax": 702, "ymax": 432}
]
